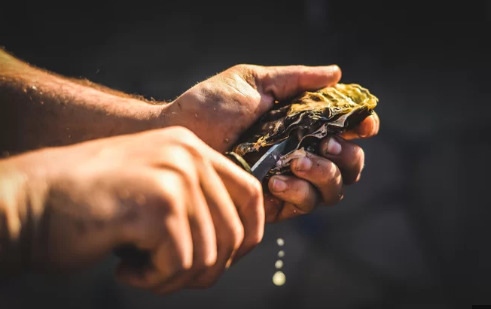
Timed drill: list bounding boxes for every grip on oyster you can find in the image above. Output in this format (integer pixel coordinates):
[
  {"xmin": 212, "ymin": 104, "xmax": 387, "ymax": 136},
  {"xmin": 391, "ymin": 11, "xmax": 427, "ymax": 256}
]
[{"xmin": 228, "ymin": 83, "xmax": 378, "ymax": 179}]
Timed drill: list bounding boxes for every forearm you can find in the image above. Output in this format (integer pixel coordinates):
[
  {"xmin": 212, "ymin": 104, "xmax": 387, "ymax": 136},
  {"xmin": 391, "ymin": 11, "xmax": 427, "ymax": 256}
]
[{"xmin": 0, "ymin": 49, "xmax": 167, "ymax": 153}]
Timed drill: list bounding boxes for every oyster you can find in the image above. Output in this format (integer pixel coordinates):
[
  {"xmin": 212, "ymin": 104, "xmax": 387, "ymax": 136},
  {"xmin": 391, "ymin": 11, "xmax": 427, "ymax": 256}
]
[{"xmin": 230, "ymin": 83, "xmax": 378, "ymax": 176}]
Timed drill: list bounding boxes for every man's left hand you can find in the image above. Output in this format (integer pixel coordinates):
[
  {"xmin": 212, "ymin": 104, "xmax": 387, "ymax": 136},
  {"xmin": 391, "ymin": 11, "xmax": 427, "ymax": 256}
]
[{"xmin": 162, "ymin": 64, "xmax": 379, "ymax": 222}]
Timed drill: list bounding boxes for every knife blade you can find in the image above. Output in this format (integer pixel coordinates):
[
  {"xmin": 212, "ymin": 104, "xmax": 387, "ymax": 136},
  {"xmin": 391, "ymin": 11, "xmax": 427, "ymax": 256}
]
[{"xmin": 251, "ymin": 139, "xmax": 295, "ymax": 181}]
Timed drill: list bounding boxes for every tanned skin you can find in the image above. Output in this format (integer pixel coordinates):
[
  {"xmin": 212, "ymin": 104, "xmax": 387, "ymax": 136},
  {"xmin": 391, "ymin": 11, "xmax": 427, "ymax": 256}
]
[{"xmin": 0, "ymin": 49, "xmax": 379, "ymax": 293}]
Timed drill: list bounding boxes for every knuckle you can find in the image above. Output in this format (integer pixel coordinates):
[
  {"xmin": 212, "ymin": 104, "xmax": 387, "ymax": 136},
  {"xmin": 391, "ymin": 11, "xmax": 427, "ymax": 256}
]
[
  {"xmin": 220, "ymin": 221, "xmax": 244, "ymax": 254},
  {"xmin": 289, "ymin": 180, "xmax": 315, "ymax": 210},
  {"xmin": 161, "ymin": 126, "xmax": 196, "ymax": 145},
  {"xmin": 230, "ymin": 64, "xmax": 261, "ymax": 84},
  {"xmin": 169, "ymin": 126, "xmax": 195, "ymax": 138},
  {"xmin": 172, "ymin": 127, "xmax": 201, "ymax": 147},
  {"xmin": 243, "ymin": 204, "xmax": 265, "ymax": 248},
  {"xmin": 192, "ymin": 255, "xmax": 214, "ymax": 272},
  {"xmin": 241, "ymin": 175, "xmax": 263, "ymax": 206},
  {"xmin": 247, "ymin": 178, "xmax": 263, "ymax": 206},
  {"xmin": 165, "ymin": 159, "xmax": 199, "ymax": 189},
  {"xmin": 152, "ymin": 173, "xmax": 192, "ymax": 211},
  {"xmin": 173, "ymin": 165, "xmax": 196, "ymax": 185},
  {"xmin": 244, "ymin": 228, "xmax": 263, "ymax": 248},
  {"xmin": 174, "ymin": 256, "xmax": 193, "ymax": 273},
  {"xmin": 323, "ymin": 159, "xmax": 339, "ymax": 179},
  {"xmin": 311, "ymin": 160, "xmax": 340, "ymax": 188},
  {"xmin": 231, "ymin": 224, "xmax": 245, "ymax": 250},
  {"xmin": 232, "ymin": 64, "xmax": 253, "ymax": 72},
  {"xmin": 203, "ymin": 247, "xmax": 218, "ymax": 268},
  {"xmin": 164, "ymin": 239, "xmax": 193, "ymax": 275}
]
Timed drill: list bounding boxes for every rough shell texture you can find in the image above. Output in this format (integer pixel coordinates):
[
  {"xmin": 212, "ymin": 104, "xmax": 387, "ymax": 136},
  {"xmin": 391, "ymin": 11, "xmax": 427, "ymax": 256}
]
[{"xmin": 231, "ymin": 83, "xmax": 378, "ymax": 174}]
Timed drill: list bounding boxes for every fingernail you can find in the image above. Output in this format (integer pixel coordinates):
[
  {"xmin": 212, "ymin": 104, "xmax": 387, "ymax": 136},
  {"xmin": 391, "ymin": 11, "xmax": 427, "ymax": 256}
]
[
  {"xmin": 325, "ymin": 137, "xmax": 342, "ymax": 155},
  {"xmin": 272, "ymin": 177, "xmax": 288, "ymax": 192},
  {"xmin": 295, "ymin": 157, "xmax": 312, "ymax": 172}
]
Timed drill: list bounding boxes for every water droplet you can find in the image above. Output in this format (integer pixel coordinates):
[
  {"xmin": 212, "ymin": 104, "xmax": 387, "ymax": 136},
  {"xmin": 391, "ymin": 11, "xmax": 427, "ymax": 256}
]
[
  {"xmin": 275, "ymin": 260, "xmax": 283, "ymax": 269},
  {"xmin": 272, "ymin": 271, "xmax": 286, "ymax": 286}
]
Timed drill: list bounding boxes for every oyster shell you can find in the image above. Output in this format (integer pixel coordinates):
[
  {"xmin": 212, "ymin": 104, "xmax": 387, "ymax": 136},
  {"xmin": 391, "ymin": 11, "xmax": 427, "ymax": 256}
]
[{"xmin": 231, "ymin": 83, "xmax": 378, "ymax": 176}]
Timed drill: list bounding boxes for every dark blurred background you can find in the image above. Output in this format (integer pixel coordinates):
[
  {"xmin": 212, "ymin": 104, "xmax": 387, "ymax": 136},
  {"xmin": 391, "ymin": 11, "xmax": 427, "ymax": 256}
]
[{"xmin": 1, "ymin": 1, "xmax": 491, "ymax": 308}]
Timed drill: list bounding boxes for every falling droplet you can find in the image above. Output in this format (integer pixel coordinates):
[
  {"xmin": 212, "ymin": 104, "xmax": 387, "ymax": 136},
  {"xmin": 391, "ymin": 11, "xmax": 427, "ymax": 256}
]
[
  {"xmin": 272, "ymin": 271, "xmax": 286, "ymax": 286},
  {"xmin": 275, "ymin": 260, "xmax": 283, "ymax": 269}
]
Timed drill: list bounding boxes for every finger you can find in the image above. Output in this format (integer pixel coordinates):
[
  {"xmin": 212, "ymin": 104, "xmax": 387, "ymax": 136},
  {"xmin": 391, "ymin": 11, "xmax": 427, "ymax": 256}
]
[
  {"xmin": 205, "ymin": 148, "xmax": 265, "ymax": 262},
  {"xmin": 318, "ymin": 136, "xmax": 365, "ymax": 184},
  {"xmin": 263, "ymin": 192, "xmax": 284, "ymax": 223},
  {"xmin": 268, "ymin": 175, "xmax": 319, "ymax": 218},
  {"xmin": 340, "ymin": 112, "xmax": 380, "ymax": 140},
  {"xmin": 189, "ymin": 160, "xmax": 244, "ymax": 288},
  {"xmin": 289, "ymin": 153, "xmax": 344, "ymax": 206},
  {"xmin": 115, "ymin": 238, "xmax": 185, "ymax": 291},
  {"xmin": 116, "ymin": 171, "xmax": 194, "ymax": 290},
  {"xmin": 153, "ymin": 172, "xmax": 218, "ymax": 294},
  {"xmin": 276, "ymin": 202, "xmax": 308, "ymax": 221},
  {"xmin": 256, "ymin": 65, "xmax": 342, "ymax": 102}
]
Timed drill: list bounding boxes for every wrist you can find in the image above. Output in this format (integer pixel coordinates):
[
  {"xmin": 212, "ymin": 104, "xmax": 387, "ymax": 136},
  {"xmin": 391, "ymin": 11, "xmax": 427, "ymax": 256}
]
[
  {"xmin": 0, "ymin": 155, "xmax": 48, "ymax": 273},
  {"xmin": 0, "ymin": 159, "xmax": 30, "ymax": 273},
  {"xmin": 126, "ymin": 98, "xmax": 170, "ymax": 132}
]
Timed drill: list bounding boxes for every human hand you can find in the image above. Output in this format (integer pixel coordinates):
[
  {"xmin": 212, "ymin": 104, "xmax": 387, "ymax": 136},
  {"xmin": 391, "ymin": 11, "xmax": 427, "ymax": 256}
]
[
  {"xmin": 164, "ymin": 64, "xmax": 379, "ymax": 221},
  {"xmin": 3, "ymin": 127, "xmax": 263, "ymax": 293}
]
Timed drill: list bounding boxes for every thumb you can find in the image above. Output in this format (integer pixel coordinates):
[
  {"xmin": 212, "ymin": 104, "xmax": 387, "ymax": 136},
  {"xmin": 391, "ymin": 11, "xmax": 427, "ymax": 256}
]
[{"xmin": 256, "ymin": 65, "xmax": 342, "ymax": 101}]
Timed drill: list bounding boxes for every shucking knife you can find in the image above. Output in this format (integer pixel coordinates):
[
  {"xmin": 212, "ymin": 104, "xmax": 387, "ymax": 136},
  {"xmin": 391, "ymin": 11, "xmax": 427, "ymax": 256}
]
[{"xmin": 250, "ymin": 139, "xmax": 296, "ymax": 181}]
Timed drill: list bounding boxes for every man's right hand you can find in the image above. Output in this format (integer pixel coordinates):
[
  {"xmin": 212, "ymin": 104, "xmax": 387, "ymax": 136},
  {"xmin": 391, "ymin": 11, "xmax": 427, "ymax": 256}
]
[{"xmin": 0, "ymin": 126, "xmax": 264, "ymax": 294}]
